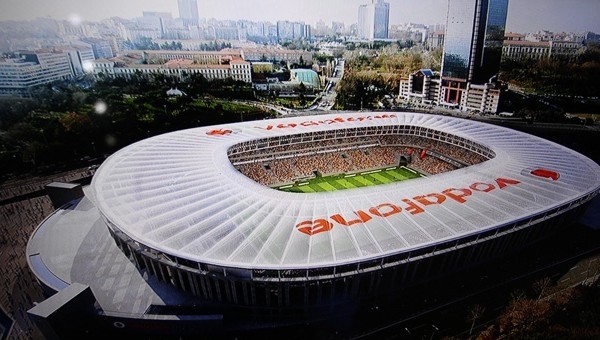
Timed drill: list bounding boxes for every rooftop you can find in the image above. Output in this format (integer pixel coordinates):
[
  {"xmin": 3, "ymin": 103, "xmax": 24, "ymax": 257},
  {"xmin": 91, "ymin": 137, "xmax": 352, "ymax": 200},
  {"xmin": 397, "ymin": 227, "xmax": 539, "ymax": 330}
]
[
  {"xmin": 26, "ymin": 188, "xmax": 194, "ymax": 313},
  {"xmin": 90, "ymin": 112, "xmax": 600, "ymax": 271},
  {"xmin": 503, "ymin": 40, "xmax": 551, "ymax": 47}
]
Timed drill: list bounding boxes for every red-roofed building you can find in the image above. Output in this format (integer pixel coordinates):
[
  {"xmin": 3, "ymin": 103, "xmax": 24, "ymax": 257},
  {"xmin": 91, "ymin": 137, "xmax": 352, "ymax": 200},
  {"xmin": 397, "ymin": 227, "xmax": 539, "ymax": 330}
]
[
  {"xmin": 503, "ymin": 33, "xmax": 585, "ymax": 62},
  {"xmin": 92, "ymin": 50, "xmax": 252, "ymax": 83},
  {"xmin": 502, "ymin": 40, "xmax": 551, "ymax": 61}
]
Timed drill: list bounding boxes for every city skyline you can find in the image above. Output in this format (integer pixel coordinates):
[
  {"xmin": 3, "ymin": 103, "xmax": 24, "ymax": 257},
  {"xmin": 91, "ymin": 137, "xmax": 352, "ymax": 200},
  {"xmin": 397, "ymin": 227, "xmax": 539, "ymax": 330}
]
[{"xmin": 1, "ymin": 0, "xmax": 599, "ymax": 34}]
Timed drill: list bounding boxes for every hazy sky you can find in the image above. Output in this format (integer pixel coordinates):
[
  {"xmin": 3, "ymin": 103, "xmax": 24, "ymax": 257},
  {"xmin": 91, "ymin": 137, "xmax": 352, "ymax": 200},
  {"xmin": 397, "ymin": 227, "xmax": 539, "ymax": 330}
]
[{"xmin": 1, "ymin": 0, "xmax": 599, "ymax": 33}]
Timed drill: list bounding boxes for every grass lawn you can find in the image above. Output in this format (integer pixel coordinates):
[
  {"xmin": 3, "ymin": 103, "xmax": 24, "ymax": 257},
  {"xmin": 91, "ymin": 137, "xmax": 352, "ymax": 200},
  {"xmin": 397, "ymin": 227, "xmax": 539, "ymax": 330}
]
[{"xmin": 276, "ymin": 166, "xmax": 422, "ymax": 193}]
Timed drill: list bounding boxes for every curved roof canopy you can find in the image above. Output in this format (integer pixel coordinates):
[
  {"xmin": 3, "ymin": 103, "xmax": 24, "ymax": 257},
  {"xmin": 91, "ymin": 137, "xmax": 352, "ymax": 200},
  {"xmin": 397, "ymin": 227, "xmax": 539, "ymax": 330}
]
[{"xmin": 91, "ymin": 112, "xmax": 600, "ymax": 270}]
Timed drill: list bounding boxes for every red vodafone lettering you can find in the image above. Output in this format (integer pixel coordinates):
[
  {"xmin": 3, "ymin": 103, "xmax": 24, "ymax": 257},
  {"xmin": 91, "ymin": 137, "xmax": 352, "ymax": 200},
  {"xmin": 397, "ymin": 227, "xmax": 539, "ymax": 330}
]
[
  {"xmin": 495, "ymin": 177, "xmax": 521, "ymax": 189},
  {"xmin": 470, "ymin": 182, "xmax": 495, "ymax": 192},
  {"xmin": 296, "ymin": 219, "xmax": 333, "ymax": 236},
  {"xmin": 369, "ymin": 203, "xmax": 402, "ymax": 217},
  {"xmin": 254, "ymin": 114, "xmax": 397, "ymax": 131},
  {"xmin": 401, "ymin": 199, "xmax": 425, "ymax": 215},
  {"xmin": 276, "ymin": 123, "xmax": 297, "ymax": 129},
  {"xmin": 442, "ymin": 188, "xmax": 472, "ymax": 203},
  {"xmin": 206, "ymin": 129, "xmax": 232, "ymax": 136},
  {"xmin": 319, "ymin": 117, "xmax": 345, "ymax": 124},
  {"xmin": 413, "ymin": 193, "xmax": 446, "ymax": 206},
  {"xmin": 331, "ymin": 210, "xmax": 372, "ymax": 226},
  {"xmin": 296, "ymin": 177, "xmax": 524, "ymax": 236}
]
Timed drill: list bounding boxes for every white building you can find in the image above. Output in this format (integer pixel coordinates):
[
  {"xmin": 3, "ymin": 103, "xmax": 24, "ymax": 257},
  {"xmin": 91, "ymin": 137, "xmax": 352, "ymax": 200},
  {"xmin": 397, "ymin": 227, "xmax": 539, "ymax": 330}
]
[
  {"xmin": 178, "ymin": 0, "xmax": 199, "ymax": 26},
  {"xmin": 398, "ymin": 69, "xmax": 440, "ymax": 105},
  {"xmin": 502, "ymin": 40, "xmax": 551, "ymax": 61},
  {"xmin": 461, "ymin": 83, "xmax": 501, "ymax": 113},
  {"xmin": 92, "ymin": 52, "xmax": 251, "ymax": 83},
  {"xmin": 426, "ymin": 31, "xmax": 445, "ymax": 51},
  {"xmin": 318, "ymin": 42, "xmax": 346, "ymax": 56},
  {"xmin": 0, "ymin": 50, "xmax": 75, "ymax": 97},
  {"xmin": 399, "ymin": 69, "xmax": 501, "ymax": 114},
  {"xmin": 53, "ymin": 43, "xmax": 95, "ymax": 77},
  {"xmin": 141, "ymin": 50, "xmax": 244, "ymax": 64},
  {"xmin": 276, "ymin": 21, "xmax": 310, "ymax": 41},
  {"xmin": 549, "ymin": 41, "xmax": 584, "ymax": 62},
  {"xmin": 357, "ymin": 0, "xmax": 390, "ymax": 40},
  {"xmin": 233, "ymin": 47, "xmax": 313, "ymax": 64},
  {"xmin": 502, "ymin": 39, "xmax": 583, "ymax": 62}
]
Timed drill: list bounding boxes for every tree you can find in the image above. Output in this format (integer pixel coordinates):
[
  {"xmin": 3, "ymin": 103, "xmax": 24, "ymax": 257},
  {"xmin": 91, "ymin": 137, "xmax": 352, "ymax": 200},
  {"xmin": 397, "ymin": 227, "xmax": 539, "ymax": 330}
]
[
  {"xmin": 532, "ymin": 277, "xmax": 553, "ymax": 300},
  {"xmin": 336, "ymin": 70, "xmax": 386, "ymax": 110},
  {"xmin": 136, "ymin": 36, "xmax": 159, "ymax": 50},
  {"xmin": 59, "ymin": 111, "xmax": 91, "ymax": 134},
  {"xmin": 21, "ymin": 141, "xmax": 45, "ymax": 170},
  {"xmin": 297, "ymin": 82, "xmax": 306, "ymax": 105},
  {"xmin": 500, "ymin": 51, "xmax": 600, "ymax": 96},
  {"xmin": 467, "ymin": 304, "xmax": 486, "ymax": 335}
]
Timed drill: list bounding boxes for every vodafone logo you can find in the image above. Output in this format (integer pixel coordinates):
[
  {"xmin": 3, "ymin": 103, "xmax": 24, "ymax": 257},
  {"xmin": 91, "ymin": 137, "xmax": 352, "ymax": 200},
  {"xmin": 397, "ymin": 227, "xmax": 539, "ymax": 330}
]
[
  {"xmin": 206, "ymin": 129, "xmax": 233, "ymax": 136},
  {"xmin": 254, "ymin": 114, "xmax": 397, "ymax": 131},
  {"xmin": 530, "ymin": 168, "xmax": 560, "ymax": 181},
  {"xmin": 296, "ymin": 177, "xmax": 522, "ymax": 236}
]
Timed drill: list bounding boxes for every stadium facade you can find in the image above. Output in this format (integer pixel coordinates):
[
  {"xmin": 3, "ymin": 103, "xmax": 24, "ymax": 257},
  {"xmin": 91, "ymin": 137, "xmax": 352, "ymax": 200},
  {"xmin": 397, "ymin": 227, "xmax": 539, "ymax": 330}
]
[{"xmin": 27, "ymin": 112, "xmax": 600, "ymax": 338}]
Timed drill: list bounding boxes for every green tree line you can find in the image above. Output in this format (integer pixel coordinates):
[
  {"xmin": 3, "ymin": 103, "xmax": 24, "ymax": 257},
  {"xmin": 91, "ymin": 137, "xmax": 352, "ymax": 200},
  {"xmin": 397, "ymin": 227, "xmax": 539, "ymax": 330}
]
[
  {"xmin": 134, "ymin": 37, "xmax": 232, "ymax": 51},
  {"xmin": 0, "ymin": 74, "xmax": 268, "ymax": 179},
  {"xmin": 500, "ymin": 46, "xmax": 600, "ymax": 96},
  {"xmin": 336, "ymin": 48, "xmax": 442, "ymax": 109}
]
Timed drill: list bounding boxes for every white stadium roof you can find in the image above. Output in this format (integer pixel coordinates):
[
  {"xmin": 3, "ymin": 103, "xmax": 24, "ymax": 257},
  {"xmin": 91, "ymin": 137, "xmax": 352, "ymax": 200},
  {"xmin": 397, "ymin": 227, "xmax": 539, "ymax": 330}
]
[{"xmin": 91, "ymin": 112, "xmax": 600, "ymax": 270}]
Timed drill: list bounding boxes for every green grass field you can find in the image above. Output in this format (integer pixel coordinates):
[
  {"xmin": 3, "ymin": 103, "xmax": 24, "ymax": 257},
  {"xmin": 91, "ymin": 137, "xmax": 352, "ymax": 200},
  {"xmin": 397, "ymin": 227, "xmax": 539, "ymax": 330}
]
[{"xmin": 276, "ymin": 166, "xmax": 423, "ymax": 193}]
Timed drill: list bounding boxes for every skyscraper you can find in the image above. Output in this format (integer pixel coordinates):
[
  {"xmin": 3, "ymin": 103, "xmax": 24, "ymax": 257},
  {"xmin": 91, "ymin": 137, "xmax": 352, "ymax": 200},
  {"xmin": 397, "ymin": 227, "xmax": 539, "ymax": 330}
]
[
  {"xmin": 178, "ymin": 0, "xmax": 199, "ymax": 26},
  {"xmin": 358, "ymin": 0, "xmax": 390, "ymax": 40},
  {"xmin": 440, "ymin": 0, "xmax": 509, "ymax": 106}
]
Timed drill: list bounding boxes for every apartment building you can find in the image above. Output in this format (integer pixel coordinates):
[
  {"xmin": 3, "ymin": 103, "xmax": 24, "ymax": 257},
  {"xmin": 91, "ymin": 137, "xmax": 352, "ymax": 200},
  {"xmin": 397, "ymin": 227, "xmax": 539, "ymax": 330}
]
[{"xmin": 0, "ymin": 50, "xmax": 74, "ymax": 97}]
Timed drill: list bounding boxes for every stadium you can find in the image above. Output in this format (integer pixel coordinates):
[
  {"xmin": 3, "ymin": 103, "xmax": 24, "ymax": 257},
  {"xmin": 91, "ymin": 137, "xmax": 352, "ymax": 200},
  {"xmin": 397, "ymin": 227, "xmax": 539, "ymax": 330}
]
[{"xmin": 27, "ymin": 111, "xmax": 600, "ymax": 337}]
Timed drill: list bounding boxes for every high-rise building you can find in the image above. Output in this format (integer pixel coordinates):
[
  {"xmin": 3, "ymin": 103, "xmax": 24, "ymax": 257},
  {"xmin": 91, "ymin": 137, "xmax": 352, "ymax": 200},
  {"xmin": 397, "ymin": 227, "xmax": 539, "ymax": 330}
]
[
  {"xmin": 276, "ymin": 21, "xmax": 309, "ymax": 41},
  {"xmin": 357, "ymin": 0, "xmax": 390, "ymax": 40},
  {"xmin": 178, "ymin": 0, "xmax": 199, "ymax": 26},
  {"xmin": 82, "ymin": 38, "xmax": 115, "ymax": 59},
  {"xmin": 439, "ymin": 0, "xmax": 509, "ymax": 111}
]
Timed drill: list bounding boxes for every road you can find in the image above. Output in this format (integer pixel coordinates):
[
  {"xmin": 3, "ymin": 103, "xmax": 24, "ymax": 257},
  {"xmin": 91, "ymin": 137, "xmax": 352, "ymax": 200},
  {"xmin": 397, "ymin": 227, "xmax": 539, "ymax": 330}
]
[
  {"xmin": 312, "ymin": 58, "xmax": 345, "ymax": 112},
  {"xmin": 246, "ymin": 58, "xmax": 346, "ymax": 117}
]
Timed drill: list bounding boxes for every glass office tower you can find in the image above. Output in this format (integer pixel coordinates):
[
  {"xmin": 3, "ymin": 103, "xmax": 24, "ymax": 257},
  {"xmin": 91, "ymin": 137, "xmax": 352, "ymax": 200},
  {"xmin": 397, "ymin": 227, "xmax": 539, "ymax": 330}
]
[
  {"xmin": 441, "ymin": 0, "xmax": 509, "ymax": 83},
  {"xmin": 441, "ymin": 0, "xmax": 477, "ymax": 81},
  {"xmin": 476, "ymin": 0, "xmax": 509, "ymax": 84}
]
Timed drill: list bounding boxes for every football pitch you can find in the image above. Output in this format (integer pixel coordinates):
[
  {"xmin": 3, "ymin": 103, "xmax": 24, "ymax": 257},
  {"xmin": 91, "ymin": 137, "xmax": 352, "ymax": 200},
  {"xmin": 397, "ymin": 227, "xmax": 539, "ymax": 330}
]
[{"xmin": 276, "ymin": 166, "xmax": 423, "ymax": 193}]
